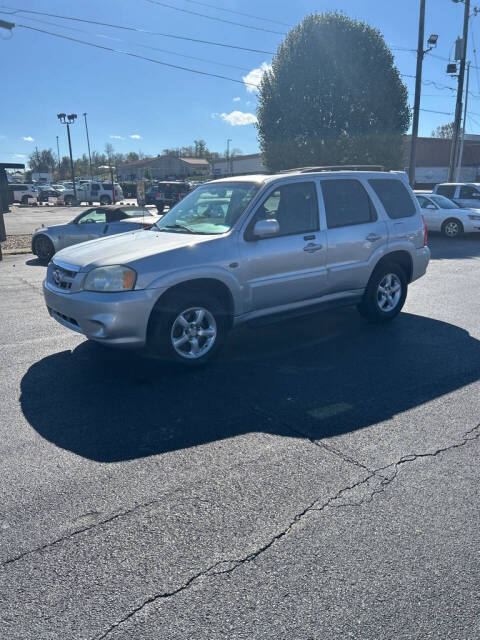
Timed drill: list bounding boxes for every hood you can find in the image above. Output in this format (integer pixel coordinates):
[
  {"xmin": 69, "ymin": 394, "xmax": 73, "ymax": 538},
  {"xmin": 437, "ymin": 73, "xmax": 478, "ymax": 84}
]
[
  {"xmin": 34, "ymin": 222, "xmax": 73, "ymax": 235},
  {"xmin": 53, "ymin": 229, "xmax": 218, "ymax": 271}
]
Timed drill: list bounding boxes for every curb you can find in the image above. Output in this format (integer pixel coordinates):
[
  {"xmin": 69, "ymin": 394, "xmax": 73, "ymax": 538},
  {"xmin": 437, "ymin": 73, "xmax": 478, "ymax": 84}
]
[{"xmin": 2, "ymin": 248, "xmax": 32, "ymax": 256}]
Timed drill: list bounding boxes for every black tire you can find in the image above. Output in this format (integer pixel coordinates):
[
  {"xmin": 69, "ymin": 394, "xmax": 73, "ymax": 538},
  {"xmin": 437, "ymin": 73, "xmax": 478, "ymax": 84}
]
[
  {"xmin": 147, "ymin": 290, "xmax": 229, "ymax": 367},
  {"xmin": 441, "ymin": 218, "xmax": 463, "ymax": 238},
  {"xmin": 357, "ymin": 262, "xmax": 407, "ymax": 323},
  {"xmin": 100, "ymin": 195, "xmax": 111, "ymax": 205},
  {"xmin": 33, "ymin": 235, "xmax": 55, "ymax": 263},
  {"xmin": 156, "ymin": 203, "xmax": 164, "ymax": 214},
  {"xmin": 64, "ymin": 195, "xmax": 75, "ymax": 206},
  {"xmin": 21, "ymin": 195, "xmax": 29, "ymax": 205}
]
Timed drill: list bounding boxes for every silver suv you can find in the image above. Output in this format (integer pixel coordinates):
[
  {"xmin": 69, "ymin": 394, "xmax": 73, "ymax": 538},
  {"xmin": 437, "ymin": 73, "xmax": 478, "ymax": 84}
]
[{"xmin": 43, "ymin": 168, "xmax": 430, "ymax": 365}]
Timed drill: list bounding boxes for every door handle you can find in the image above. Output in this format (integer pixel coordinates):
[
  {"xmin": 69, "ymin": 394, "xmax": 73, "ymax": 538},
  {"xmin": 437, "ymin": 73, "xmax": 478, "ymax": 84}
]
[
  {"xmin": 303, "ymin": 242, "xmax": 323, "ymax": 253},
  {"xmin": 366, "ymin": 233, "xmax": 381, "ymax": 242}
]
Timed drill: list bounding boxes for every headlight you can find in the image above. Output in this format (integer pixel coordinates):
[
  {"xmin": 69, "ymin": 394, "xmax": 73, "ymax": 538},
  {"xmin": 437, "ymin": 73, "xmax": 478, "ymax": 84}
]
[
  {"xmin": 468, "ymin": 214, "xmax": 480, "ymax": 221},
  {"xmin": 83, "ymin": 265, "xmax": 136, "ymax": 292}
]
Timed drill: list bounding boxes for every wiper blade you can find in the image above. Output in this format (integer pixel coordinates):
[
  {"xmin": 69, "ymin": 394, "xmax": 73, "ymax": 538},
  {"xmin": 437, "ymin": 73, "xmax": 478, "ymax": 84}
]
[{"xmin": 157, "ymin": 223, "xmax": 196, "ymax": 233}]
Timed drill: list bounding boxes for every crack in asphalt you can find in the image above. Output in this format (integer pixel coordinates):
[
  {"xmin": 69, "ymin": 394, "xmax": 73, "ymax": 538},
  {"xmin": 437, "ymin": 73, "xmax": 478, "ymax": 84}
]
[
  {"xmin": 0, "ymin": 498, "xmax": 160, "ymax": 568},
  {"xmin": 93, "ymin": 423, "xmax": 480, "ymax": 639},
  {"xmin": 252, "ymin": 404, "xmax": 379, "ymax": 476}
]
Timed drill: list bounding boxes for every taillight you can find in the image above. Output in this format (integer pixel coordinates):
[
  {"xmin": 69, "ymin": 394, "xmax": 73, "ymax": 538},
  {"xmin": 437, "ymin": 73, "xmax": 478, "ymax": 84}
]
[
  {"xmin": 141, "ymin": 223, "xmax": 152, "ymax": 229},
  {"xmin": 422, "ymin": 215, "xmax": 428, "ymax": 246},
  {"xmin": 156, "ymin": 193, "xmax": 161, "ymax": 198}
]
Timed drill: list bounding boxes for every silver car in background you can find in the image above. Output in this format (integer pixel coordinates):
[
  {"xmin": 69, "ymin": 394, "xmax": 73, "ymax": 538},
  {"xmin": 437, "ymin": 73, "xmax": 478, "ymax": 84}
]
[
  {"xmin": 43, "ymin": 168, "xmax": 430, "ymax": 366},
  {"xmin": 32, "ymin": 205, "xmax": 158, "ymax": 262}
]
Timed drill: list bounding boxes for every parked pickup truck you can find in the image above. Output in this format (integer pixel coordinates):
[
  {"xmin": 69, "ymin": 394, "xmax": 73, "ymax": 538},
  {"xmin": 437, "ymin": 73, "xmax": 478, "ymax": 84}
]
[
  {"xmin": 59, "ymin": 181, "xmax": 124, "ymax": 206},
  {"xmin": 432, "ymin": 182, "xmax": 480, "ymax": 209}
]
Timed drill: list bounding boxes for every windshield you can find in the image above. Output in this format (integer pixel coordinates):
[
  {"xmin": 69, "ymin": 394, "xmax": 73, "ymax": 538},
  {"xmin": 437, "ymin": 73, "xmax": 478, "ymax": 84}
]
[
  {"xmin": 430, "ymin": 195, "xmax": 460, "ymax": 209},
  {"xmin": 154, "ymin": 181, "xmax": 260, "ymax": 234}
]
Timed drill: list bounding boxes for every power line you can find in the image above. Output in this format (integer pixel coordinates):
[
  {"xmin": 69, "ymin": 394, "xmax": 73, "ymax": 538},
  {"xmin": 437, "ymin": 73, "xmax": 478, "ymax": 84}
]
[
  {"xmin": 0, "ymin": 6, "xmax": 275, "ymax": 54},
  {"xmin": 144, "ymin": 0, "xmax": 286, "ymax": 35},
  {"xmin": 16, "ymin": 23, "xmax": 258, "ymax": 87},
  {"xmin": 13, "ymin": 13, "xmax": 253, "ymax": 71},
  {"xmin": 419, "ymin": 108, "xmax": 453, "ymax": 115},
  {"xmin": 181, "ymin": 0, "xmax": 291, "ymax": 27}
]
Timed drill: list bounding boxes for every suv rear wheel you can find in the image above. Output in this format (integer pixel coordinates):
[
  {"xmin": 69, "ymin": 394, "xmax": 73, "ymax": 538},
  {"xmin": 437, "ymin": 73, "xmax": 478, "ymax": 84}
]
[
  {"xmin": 357, "ymin": 263, "xmax": 407, "ymax": 323},
  {"xmin": 148, "ymin": 290, "xmax": 228, "ymax": 366},
  {"xmin": 100, "ymin": 195, "xmax": 111, "ymax": 205}
]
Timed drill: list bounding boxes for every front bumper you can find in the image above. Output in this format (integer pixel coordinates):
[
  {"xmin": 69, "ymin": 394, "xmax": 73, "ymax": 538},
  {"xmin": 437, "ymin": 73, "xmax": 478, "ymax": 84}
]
[{"xmin": 43, "ymin": 280, "xmax": 164, "ymax": 348}]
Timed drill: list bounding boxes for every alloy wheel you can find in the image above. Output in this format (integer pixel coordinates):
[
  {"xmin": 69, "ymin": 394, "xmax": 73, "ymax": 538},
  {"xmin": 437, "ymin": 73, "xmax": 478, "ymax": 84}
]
[
  {"xmin": 376, "ymin": 273, "xmax": 402, "ymax": 312},
  {"xmin": 170, "ymin": 307, "xmax": 217, "ymax": 359}
]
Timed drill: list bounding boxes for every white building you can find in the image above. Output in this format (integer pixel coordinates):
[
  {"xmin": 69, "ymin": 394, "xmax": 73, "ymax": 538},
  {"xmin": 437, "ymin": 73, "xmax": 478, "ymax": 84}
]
[{"xmin": 211, "ymin": 153, "xmax": 266, "ymax": 177}]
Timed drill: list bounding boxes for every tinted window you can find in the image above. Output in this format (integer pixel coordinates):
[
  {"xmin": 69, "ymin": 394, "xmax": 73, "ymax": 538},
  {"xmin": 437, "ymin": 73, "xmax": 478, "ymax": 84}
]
[
  {"xmin": 459, "ymin": 185, "xmax": 480, "ymax": 198},
  {"xmin": 253, "ymin": 182, "xmax": 319, "ymax": 236},
  {"xmin": 322, "ymin": 179, "xmax": 377, "ymax": 228},
  {"xmin": 369, "ymin": 179, "xmax": 416, "ymax": 219},
  {"xmin": 416, "ymin": 195, "xmax": 433, "ymax": 209},
  {"xmin": 102, "ymin": 183, "xmax": 113, "ymax": 190},
  {"xmin": 436, "ymin": 185, "xmax": 456, "ymax": 198}
]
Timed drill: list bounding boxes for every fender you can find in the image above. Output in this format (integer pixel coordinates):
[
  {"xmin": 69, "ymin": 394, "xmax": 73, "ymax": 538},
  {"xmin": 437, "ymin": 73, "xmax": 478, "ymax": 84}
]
[{"xmin": 146, "ymin": 265, "xmax": 244, "ymax": 315}]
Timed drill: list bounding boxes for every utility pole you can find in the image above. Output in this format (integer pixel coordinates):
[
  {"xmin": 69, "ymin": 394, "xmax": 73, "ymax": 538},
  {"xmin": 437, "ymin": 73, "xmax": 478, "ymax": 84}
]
[
  {"xmin": 448, "ymin": 0, "xmax": 470, "ymax": 181},
  {"xmin": 83, "ymin": 112, "xmax": 93, "ymax": 181},
  {"xmin": 56, "ymin": 135, "xmax": 60, "ymax": 174},
  {"xmin": 226, "ymin": 138, "xmax": 231, "ymax": 176},
  {"xmin": 409, "ymin": 0, "xmax": 426, "ymax": 188},
  {"xmin": 455, "ymin": 61, "xmax": 471, "ymax": 181}
]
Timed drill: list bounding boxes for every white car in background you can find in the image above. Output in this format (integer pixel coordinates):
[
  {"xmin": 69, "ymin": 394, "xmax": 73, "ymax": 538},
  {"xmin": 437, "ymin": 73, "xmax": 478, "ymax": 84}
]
[{"xmin": 415, "ymin": 193, "xmax": 480, "ymax": 238}]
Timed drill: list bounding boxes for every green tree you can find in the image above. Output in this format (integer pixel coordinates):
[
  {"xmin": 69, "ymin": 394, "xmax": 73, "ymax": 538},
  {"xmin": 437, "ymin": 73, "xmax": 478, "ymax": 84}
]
[
  {"xmin": 194, "ymin": 139, "xmax": 207, "ymax": 158},
  {"xmin": 29, "ymin": 148, "xmax": 56, "ymax": 173},
  {"xmin": 125, "ymin": 151, "xmax": 139, "ymax": 162},
  {"xmin": 431, "ymin": 122, "xmax": 455, "ymax": 138},
  {"xmin": 257, "ymin": 13, "xmax": 410, "ymax": 171}
]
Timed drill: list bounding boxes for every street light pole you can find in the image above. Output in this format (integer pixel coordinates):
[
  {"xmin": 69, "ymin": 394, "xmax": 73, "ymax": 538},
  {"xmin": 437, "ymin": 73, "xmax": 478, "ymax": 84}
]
[
  {"xmin": 448, "ymin": 0, "xmax": 470, "ymax": 181},
  {"xmin": 57, "ymin": 113, "xmax": 78, "ymax": 201},
  {"xmin": 83, "ymin": 112, "xmax": 93, "ymax": 181}
]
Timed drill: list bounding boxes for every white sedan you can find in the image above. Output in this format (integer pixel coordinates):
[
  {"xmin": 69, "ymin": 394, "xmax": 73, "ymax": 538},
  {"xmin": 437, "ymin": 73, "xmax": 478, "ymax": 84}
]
[{"xmin": 416, "ymin": 193, "xmax": 480, "ymax": 238}]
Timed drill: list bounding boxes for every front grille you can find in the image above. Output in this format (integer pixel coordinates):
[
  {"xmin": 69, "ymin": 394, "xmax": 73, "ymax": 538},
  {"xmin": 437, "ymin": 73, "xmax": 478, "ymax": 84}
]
[{"xmin": 49, "ymin": 263, "xmax": 79, "ymax": 291}]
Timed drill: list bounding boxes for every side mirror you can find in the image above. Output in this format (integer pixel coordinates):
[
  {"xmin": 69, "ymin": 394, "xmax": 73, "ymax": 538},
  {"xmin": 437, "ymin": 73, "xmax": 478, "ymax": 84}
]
[{"xmin": 253, "ymin": 219, "xmax": 280, "ymax": 239}]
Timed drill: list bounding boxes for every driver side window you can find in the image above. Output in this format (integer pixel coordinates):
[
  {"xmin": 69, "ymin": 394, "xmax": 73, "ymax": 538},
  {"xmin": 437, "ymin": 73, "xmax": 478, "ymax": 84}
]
[
  {"xmin": 78, "ymin": 209, "xmax": 106, "ymax": 224},
  {"xmin": 250, "ymin": 182, "xmax": 319, "ymax": 237},
  {"xmin": 417, "ymin": 196, "xmax": 435, "ymax": 209}
]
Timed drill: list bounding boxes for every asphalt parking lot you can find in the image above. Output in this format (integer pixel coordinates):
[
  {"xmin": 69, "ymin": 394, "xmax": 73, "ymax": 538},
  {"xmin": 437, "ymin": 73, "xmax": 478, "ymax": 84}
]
[{"xmin": 1, "ymin": 236, "xmax": 479, "ymax": 639}]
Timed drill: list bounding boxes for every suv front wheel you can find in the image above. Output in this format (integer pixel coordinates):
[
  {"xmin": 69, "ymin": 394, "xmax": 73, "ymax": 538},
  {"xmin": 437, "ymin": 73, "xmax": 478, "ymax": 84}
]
[
  {"xmin": 357, "ymin": 263, "xmax": 407, "ymax": 323},
  {"xmin": 148, "ymin": 290, "xmax": 228, "ymax": 366}
]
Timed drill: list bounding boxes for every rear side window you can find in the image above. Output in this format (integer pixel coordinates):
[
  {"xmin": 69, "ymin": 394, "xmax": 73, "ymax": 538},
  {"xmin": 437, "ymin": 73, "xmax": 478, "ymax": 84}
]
[
  {"xmin": 321, "ymin": 179, "xmax": 377, "ymax": 229},
  {"xmin": 369, "ymin": 179, "xmax": 416, "ymax": 219},
  {"xmin": 436, "ymin": 185, "xmax": 456, "ymax": 199},
  {"xmin": 459, "ymin": 185, "xmax": 478, "ymax": 198}
]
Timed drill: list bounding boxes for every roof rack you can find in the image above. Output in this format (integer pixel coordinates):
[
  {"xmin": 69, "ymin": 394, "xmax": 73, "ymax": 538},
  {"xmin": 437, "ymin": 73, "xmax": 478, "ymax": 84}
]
[{"xmin": 278, "ymin": 165, "xmax": 385, "ymax": 174}]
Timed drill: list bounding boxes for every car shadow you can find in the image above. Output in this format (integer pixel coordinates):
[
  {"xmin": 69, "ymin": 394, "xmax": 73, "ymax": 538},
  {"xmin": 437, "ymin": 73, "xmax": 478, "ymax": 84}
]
[
  {"xmin": 20, "ymin": 310, "xmax": 480, "ymax": 462},
  {"xmin": 25, "ymin": 258, "xmax": 45, "ymax": 267},
  {"xmin": 428, "ymin": 234, "xmax": 480, "ymax": 260}
]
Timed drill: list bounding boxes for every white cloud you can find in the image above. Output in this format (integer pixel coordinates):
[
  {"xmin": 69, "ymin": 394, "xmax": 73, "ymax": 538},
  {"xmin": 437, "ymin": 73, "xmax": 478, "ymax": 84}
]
[
  {"xmin": 110, "ymin": 135, "xmax": 124, "ymax": 140},
  {"xmin": 22, "ymin": 136, "xmax": 34, "ymax": 142},
  {"xmin": 233, "ymin": 97, "xmax": 241, "ymax": 102},
  {"xmin": 129, "ymin": 134, "xmax": 142, "ymax": 139},
  {"xmin": 14, "ymin": 153, "xmax": 26, "ymax": 158},
  {"xmin": 220, "ymin": 111, "xmax": 257, "ymax": 126},
  {"xmin": 242, "ymin": 62, "xmax": 272, "ymax": 93}
]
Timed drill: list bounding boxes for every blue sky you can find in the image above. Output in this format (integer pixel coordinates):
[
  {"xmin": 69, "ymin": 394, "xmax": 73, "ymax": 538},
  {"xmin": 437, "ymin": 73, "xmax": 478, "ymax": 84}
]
[{"xmin": 0, "ymin": 0, "xmax": 479, "ymax": 165}]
